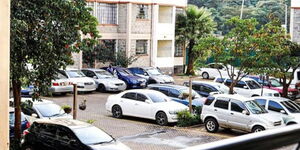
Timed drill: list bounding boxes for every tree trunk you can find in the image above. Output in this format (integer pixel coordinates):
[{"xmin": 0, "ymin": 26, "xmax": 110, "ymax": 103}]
[
  {"xmin": 282, "ymin": 77, "xmax": 288, "ymax": 98},
  {"xmin": 12, "ymin": 79, "xmax": 22, "ymax": 147},
  {"xmin": 186, "ymin": 40, "xmax": 195, "ymax": 75}
]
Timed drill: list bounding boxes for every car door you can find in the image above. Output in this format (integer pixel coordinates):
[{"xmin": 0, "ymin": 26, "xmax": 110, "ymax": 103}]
[
  {"xmin": 38, "ymin": 124, "xmax": 58, "ymax": 150},
  {"xmin": 120, "ymin": 92, "xmax": 137, "ymax": 116},
  {"xmin": 231, "ymin": 81, "xmax": 250, "ymax": 97},
  {"xmin": 133, "ymin": 93, "xmax": 152, "ymax": 119},
  {"xmin": 213, "ymin": 97, "xmax": 230, "ymax": 127},
  {"xmin": 228, "ymin": 99, "xmax": 250, "ymax": 130},
  {"xmin": 56, "ymin": 126, "xmax": 85, "ymax": 150}
]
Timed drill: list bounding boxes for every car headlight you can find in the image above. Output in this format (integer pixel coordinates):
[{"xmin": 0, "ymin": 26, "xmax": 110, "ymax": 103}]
[{"xmin": 77, "ymin": 82, "xmax": 84, "ymax": 86}]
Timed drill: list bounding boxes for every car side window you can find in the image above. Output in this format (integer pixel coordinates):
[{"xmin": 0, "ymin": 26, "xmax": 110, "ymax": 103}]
[
  {"xmin": 136, "ymin": 93, "xmax": 147, "ymax": 102},
  {"xmin": 231, "ymin": 99, "xmax": 246, "ymax": 113},
  {"xmin": 159, "ymin": 88, "xmax": 169, "ymax": 96},
  {"xmin": 121, "ymin": 92, "xmax": 136, "ymax": 100},
  {"xmin": 268, "ymin": 100, "xmax": 284, "ymax": 112},
  {"xmin": 255, "ymin": 99, "xmax": 267, "ymax": 108},
  {"xmin": 169, "ymin": 89, "xmax": 180, "ymax": 98},
  {"xmin": 205, "ymin": 96, "xmax": 215, "ymax": 105},
  {"xmin": 214, "ymin": 98, "xmax": 229, "ymax": 110},
  {"xmin": 202, "ymin": 86, "xmax": 214, "ymax": 93},
  {"xmin": 235, "ymin": 81, "xmax": 247, "ymax": 88},
  {"xmin": 192, "ymin": 84, "xmax": 201, "ymax": 91},
  {"xmin": 40, "ymin": 124, "xmax": 57, "ymax": 137},
  {"xmin": 57, "ymin": 126, "xmax": 75, "ymax": 142}
]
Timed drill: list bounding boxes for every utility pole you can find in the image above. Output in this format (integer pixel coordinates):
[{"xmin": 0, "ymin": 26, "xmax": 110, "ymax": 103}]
[
  {"xmin": 73, "ymin": 84, "xmax": 78, "ymax": 119},
  {"xmin": 240, "ymin": 0, "xmax": 245, "ymax": 19},
  {"xmin": 0, "ymin": 0, "xmax": 10, "ymax": 149},
  {"xmin": 188, "ymin": 76, "xmax": 193, "ymax": 113}
]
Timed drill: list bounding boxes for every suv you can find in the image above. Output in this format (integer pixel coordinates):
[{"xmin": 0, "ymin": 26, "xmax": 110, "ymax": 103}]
[
  {"xmin": 214, "ymin": 77, "xmax": 280, "ymax": 97},
  {"xmin": 22, "ymin": 118, "xmax": 131, "ymax": 150},
  {"xmin": 201, "ymin": 94, "xmax": 284, "ymax": 133},
  {"xmin": 254, "ymin": 97, "xmax": 300, "ymax": 125}
]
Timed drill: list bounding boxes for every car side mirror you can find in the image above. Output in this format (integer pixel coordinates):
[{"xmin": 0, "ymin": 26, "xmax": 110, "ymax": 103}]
[
  {"xmin": 145, "ymin": 99, "xmax": 151, "ymax": 104},
  {"xmin": 242, "ymin": 110, "xmax": 250, "ymax": 115},
  {"xmin": 93, "ymin": 76, "xmax": 98, "ymax": 79},
  {"xmin": 243, "ymin": 86, "xmax": 248, "ymax": 89},
  {"xmin": 280, "ymin": 110, "xmax": 286, "ymax": 114},
  {"xmin": 31, "ymin": 113, "xmax": 38, "ymax": 118}
]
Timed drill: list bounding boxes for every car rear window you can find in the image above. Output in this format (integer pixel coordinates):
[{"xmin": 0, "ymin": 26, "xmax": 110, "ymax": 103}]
[{"xmin": 204, "ymin": 97, "xmax": 215, "ymax": 105}]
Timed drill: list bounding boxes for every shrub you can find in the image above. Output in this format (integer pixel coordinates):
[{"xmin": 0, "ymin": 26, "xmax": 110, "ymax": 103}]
[
  {"xmin": 61, "ymin": 105, "xmax": 72, "ymax": 114},
  {"xmin": 177, "ymin": 110, "xmax": 201, "ymax": 127}
]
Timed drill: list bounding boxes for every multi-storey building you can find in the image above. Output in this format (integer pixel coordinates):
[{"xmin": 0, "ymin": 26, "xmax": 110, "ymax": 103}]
[
  {"xmin": 71, "ymin": 0, "xmax": 187, "ymax": 74},
  {"xmin": 291, "ymin": 0, "xmax": 300, "ymax": 44}
]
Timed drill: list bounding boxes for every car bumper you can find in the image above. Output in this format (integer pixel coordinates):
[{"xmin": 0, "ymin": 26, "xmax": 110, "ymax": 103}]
[
  {"xmin": 49, "ymin": 86, "xmax": 73, "ymax": 93},
  {"xmin": 167, "ymin": 114, "xmax": 178, "ymax": 123},
  {"xmin": 77, "ymin": 85, "xmax": 97, "ymax": 92},
  {"xmin": 129, "ymin": 83, "xmax": 147, "ymax": 89},
  {"xmin": 105, "ymin": 84, "xmax": 126, "ymax": 91}
]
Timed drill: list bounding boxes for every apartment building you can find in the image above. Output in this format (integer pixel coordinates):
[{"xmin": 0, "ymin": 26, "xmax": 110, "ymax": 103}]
[
  {"xmin": 71, "ymin": 0, "xmax": 187, "ymax": 74},
  {"xmin": 291, "ymin": 0, "xmax": 300, "ymax": 44}
]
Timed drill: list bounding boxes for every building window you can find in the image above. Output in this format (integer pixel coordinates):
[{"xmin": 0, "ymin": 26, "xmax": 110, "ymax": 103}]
[
  {"xmin": 86, "ymin": 2, "xmax": 95, "ymax": 15},
  {"xmin": 136, "ymin": 5, "xmax": 148, "ymax": 19},
  {"xmin": 96, "ymin": 3, "xmax": 117, "ymax": 24},
  {"xmin": 136, "ymin": 40, "xmax": 147, "ymax": 55},
  {"xmin": 175, "ymin": 43, "xmax": 184, "ymax": 57}
]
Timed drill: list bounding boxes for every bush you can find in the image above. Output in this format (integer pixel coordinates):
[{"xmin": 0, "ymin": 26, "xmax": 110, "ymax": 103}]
[{"xmin": 177, "ymin": 110, "xmax": 201, "ymax": 127}]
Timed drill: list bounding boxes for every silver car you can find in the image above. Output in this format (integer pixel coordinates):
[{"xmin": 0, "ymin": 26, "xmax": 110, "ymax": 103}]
[
  {"xmin": 81, "ymin": 69, "xmax": 126, "ymax": 92},
  {"xmin": 201, "ymin": 94, "xmax": 284, "ymax": 133},
  {"xmin": 49, "ymin": 72, "xmax": 73, "ymax": 95}
]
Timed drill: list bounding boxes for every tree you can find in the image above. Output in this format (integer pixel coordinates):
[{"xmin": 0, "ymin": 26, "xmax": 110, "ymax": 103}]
[
  {"xmin": 176, "ymin": 5, "xmax": 215, "ymax": 75},
  {"xmin": 11, "ymin": 0, "xmax": 99, "ymax": 147},
  {"xmin": 197, "ymin": 17, "xmax": 260, "ymax": 94}
]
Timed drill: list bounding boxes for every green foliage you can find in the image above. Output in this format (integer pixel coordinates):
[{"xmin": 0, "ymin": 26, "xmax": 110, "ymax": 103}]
[
  {"xmin": 86, "ymin": 119, "xmax": 96, "ymax": 124},
  {"xmin": 176, "ymin": 5, "xmax": 215, "ymax": 75},
  {"xmin": 177, "ymin": 109, "xmax": 201, "ymax": 127}
]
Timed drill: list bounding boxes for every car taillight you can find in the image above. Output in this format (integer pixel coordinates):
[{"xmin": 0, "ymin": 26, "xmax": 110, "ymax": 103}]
[
  {"xmin": 26, "ymin": 122, "xmax": 30, "ymax": 129},
  {"xmin": 52, "ymin": 82, "xmax": 59, "ymax": 86},
  {"xmin": 23, "ymin": 130, "xmax": 29, "ymax": 136}
]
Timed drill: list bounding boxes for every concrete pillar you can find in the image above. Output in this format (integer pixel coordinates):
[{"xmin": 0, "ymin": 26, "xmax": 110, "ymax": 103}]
[
  {"xmin": 126, "ymin": 3, "xmax": 132, "ymax": 56},
  {"xmin": 151, "ymin": 4, "xmax": 159, "ymax": 67},
  {"xmin": 0, "ymin": 0, "xmax": 10, "ymax": 149}
]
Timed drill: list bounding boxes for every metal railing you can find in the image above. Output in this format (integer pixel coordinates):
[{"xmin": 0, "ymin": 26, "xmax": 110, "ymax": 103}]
[{"xmin": 183, "ymin": 125, "xmax": 300, "ymax": 150}]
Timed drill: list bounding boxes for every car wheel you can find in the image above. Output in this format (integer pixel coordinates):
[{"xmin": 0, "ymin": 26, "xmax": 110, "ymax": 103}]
[
  {"xmin": 205, "ymin": 118, "xmax": 219, "ymax": 133},
  {"xmin": 156, "ymin": 112, "xmax": 168, "ymax": 126},
  {"xmin": 112, "ymin": 105, "xmax": 123, "ymax": 118},
  {"xmin": 252, "ymin": 126, "xmax": 265, "ymax": 133},
  {"xmin": 202, "ymin": 72, "xmax": 209, "ymax": 79},
  {"xmin": 98, "ymin": 84, "xmax": 106, "ymax": 92},
  {"xmin": 22, "ymin": 145, "xmax": 34, "ymax": 150}
]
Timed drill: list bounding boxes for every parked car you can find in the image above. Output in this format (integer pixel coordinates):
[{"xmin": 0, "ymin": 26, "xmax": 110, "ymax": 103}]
[
  {"xmin": 248, "ymin": 76, "xmax": 299, "ymax": 99},
  {"xmin": 183, "ymin": 81, "xmax": 233, "ymax": 97},
  {"xmin": 9, "ymin": 107, "xmax": 30, "ymax": 138},
  {"xmin": 128, "ymin": 67, "xmax": 174, "ymax": 84},
  {"xmin": 201, "ymin": 94, "xmax": 284, "ymax": 133},
  {"xmin": 81, "ymin": 68, "xmax": 126, "ymax": 92},
  {"xmin": 13, "ymin": 98, "xmax": 72, "ymax": 123},
  {"xmin": 102, "ymin": 66, "xmax": 147, "ymax": 89},
  {"xmin": 196, "ymin": 63, "xmax": 239, "ymax": 79},
  {"xmin": 214, "ymin": 77, "xmax": 280, "ymax": 97},
  {"xmin": 59, "ymin": 69, "xmax": 97, "ymax": 92},
  {"xmin": 105, "ymin": 89, "xmax": 188, "ymax": 125},
  {"xmin": 22, "ymin": 118, "xmax": 131, "ymax": 150},
  {"xmin": 147, "ymin": 84, "xmax": 205, "ymax": 108},
  {"xmin": 254, "ymin": 97, "xmax": 300, "ymax": 125}
]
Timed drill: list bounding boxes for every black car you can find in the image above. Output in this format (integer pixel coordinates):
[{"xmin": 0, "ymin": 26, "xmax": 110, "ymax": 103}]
[{"xmin": 22, "ymin": 118, "xmax": 130, "ymax": 150}]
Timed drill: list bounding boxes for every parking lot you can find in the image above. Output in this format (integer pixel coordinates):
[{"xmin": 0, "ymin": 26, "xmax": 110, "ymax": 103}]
[{"xmin": 44, "ymin": 76, "xmax": 245, "ymax": 150}]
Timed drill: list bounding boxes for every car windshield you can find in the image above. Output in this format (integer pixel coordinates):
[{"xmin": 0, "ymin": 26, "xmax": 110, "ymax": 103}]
[
  {"xmin": 147, "ymin": 92, "xmax": 171, "ymax": 103},
  {"xmin": 9, "ymin": 112, "xmax": 26, "ymax": 125},
  {"xmin": 245, "ymin": 80, "xmax": 261, "ymax": 89},
  {"xmin": 281, "ymin": 101, "xmax": 300, "ymax": 113},
  {"xmin": 35, "ymin": 103, "xmax": 65, "ymax": 117},
  {"xmin": 270, "ymin": 79, "xmax": 282, "ymax": 87},
  {"xmin": 55, "ymin": 72, "xmax": 68, "ymax": 79},
  {"xmin": 66, "ymin": 70, "xmax": 85, "ymax": 78},
  {"xmin": 146, "ymin": 68, "xmax": 162, "ymax": 76},
  {"xmin": 118, "ymin": 69, "xmax": 133, "ymax": 76},
  {"xmin": 244, "ymin": 100, "xmax": 268, "ymax": 114},
  {"xmin": 73, "ymin": 126, "xmax": 114, "ymax": 145},
  {"xmin": 95, "ymin": 70, "xmax": 114, "ymax": 78}
]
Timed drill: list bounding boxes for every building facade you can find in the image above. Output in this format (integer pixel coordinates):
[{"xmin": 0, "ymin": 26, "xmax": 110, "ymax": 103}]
[
  {"xmin": 71, "ymin": 0, "xmax": 187, "ymax": 74},
  {"xmin": 291, "ymin": 0, "xmax": 300, "ymax": 44}
]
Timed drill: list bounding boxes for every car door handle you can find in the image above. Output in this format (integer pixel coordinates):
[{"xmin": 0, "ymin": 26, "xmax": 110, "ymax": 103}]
[
  {"xmin": 230, "ymin": 113, "xmax": 234, "ymax": 115},
  {"xmin": 214, "ymin": 109, "xmax": 217, "ymax": 111}
]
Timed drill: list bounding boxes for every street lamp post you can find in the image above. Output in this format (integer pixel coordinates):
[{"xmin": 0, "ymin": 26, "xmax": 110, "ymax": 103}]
[{"xmin": 240, "ymin": 0, "xmax": 245, "ymax": 19}]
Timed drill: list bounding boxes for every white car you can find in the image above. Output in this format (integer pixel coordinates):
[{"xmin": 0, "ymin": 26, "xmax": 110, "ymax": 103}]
[
  {"xmin": 196, "ymin": 63, "xmax": 239, "ymax": 79},
  {"xmin": 59, "ymin": 69, "xmax": 97, "ymax": 92},
  {"xmin": 81, "ymin": 69, "xmax": 126, "ymax": 92},
  {"xmin": 201, "ymin": 94, "xmax": 284, "ymax": 133},
  {"xmin": 214, "ymin": 77, "xmax": 280, "ymax": 97},
  {"xmin": 254, "ymin": 96, "xmax": 300, "ymax": 125},
  {"xmin": 49, "ymin": 72, "xmax": 73, "ymax": 95},
  {"xmin": 11, "ymin": 98, "xmax": 72, "ymax": 123},
  {"xmin": 105, "ymin": 89, "xmax": 188, "ymax": 125}
]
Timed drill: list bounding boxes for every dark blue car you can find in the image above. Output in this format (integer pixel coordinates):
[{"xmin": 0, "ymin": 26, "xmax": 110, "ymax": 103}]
[
  {"xmin": 9, "ymin": 108, "xmax": 30, "ymax": 138},
  {"xmin": 147, "ymin": 84, "xmax": 204, "ymax": 108},
  {"xmin": 183, "ymin": 81, "xmax": 221, "ymax": 97},
  {"xmin": 21, "ymin": 85, "xmax": 34, "ymax": 97},
  {"xmin": 102, "ymin": 66, "xmax": 147, "ymax": 89}
]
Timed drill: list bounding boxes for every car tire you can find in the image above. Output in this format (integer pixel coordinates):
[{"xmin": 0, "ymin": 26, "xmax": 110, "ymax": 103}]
[
  {"xmin": 22, "ymin": 145, "xmax": 34, "ymax": 150},
  {"xmin": 98, "ymin": 84, "xmax": 106, "ymax": 92},
  {"xmin": 252, "ymin": 126, "xmax": 265, "ymax": 133},
  {"xmin": 202, "ymin": 72, "xmax": 209, "ymax": 79},
  {"xmin": 156, "ymin": 111, "xmax": 168, "ymax": 126},
  {"xmin": 205, "ymin": 118, "xmax": 219, "ymax": 133},
  {"xmin": 112, "ymin": 105, "xmax": 123, "ymax": 118}
]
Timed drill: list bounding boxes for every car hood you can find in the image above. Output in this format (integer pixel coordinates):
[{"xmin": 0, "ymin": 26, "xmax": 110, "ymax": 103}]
[
  {"xmin": 69, "ymin": 77, "xmax": 95, "ymax": 84},
  {"xmin": 88, "ymin": 141, "xmax": 131, "ymax": 150},
  {"xmin": 123, "ymin": 75, "xmax": 145, "ymax": 82},
  {"xmin": 153, "ymin": 101, "xmax": 188, "ymax": 111},
  {"xmin": 257, "ymin": 113, "xmax": 282, "ymax": 123},
  {"xmin": 96, "ymin": 78, "xmax": 124, "ymax": 84},
  {"xmin": 151, "ymin": 75, "xmax": 174, "ymax": 82}
]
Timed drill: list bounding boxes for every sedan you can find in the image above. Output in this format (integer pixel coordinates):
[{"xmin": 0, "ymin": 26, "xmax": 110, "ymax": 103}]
[
  {"xmin": 105, "ymin": 89, "xmax": 188, "ymax": 125},
  {"xmin": 128, "ymin": 67, "xmax": 174, "ymax": 84},
  {"xmin": 196, "ymin": 63, "xmax": 239, "ymax": 79}
]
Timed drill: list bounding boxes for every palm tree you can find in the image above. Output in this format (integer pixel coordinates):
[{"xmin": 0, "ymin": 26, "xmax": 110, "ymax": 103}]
[{"xmin": 176, "ymin": 5, "xmax": 215, "ymax": 75}]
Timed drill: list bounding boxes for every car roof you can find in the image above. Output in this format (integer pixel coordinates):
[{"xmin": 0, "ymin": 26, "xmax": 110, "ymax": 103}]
[
  {"xmin": 34, "ymin": 118, "xmax": 92, "ymax": 129},
  {"xmin": 81, "ymin": 68, "xmax": 105, "ymax": 72},
  {"xmin": 215, "ymin": 76, "xmax": 255, "ymax": 82},
  {"xmin": 124, "ymin": 89, "xmax": 165, "ymax": 95},
  {"xmin": 191, "ymin": 81, "xmax": 221, "ymax": 86},
  {"xmin": 253, "ymin": 96, "xmax": 291, "ymax": 102},
  {"xmin": 148, "ymin": 84, "xmax": 188, "ymax": 90},
  {"xmin": 20, "ymin": 98, "xmax": 54, "ymax": 105},
  {"xmin": 212, "ymin": 94, "xmax": 251, "ymax": 102}
]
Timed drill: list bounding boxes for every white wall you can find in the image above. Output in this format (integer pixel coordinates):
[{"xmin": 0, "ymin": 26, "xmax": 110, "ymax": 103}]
[
  {"xmin": 157, "ymin": 40, "xmax": 172, "ymax": 57},
  {"xmin": 159, "ymin": 6, "xmax": 173, "ymax": 23}
]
